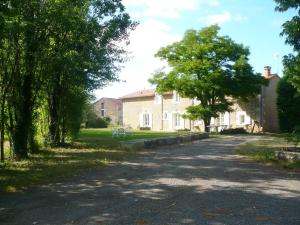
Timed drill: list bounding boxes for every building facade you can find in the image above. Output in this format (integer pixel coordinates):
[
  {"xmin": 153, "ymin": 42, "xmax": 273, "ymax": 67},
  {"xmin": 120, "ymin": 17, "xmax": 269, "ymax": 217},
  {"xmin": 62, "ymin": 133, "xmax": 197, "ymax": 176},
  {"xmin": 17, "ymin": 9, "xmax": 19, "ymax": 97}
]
[
  {"xmin": 121, "ymin": 67, "xmax": 280, "ymax": 133},
  {"xmin": 93, "ymin": 98, "xmax": 122, "ymax": 125}
]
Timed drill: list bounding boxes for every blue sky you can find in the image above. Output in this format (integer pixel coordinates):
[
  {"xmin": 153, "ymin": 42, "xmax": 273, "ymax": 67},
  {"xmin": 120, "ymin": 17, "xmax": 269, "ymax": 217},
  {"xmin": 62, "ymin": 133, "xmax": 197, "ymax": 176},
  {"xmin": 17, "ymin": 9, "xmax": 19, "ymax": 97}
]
[{"xmin": 95, "ymin": 0, "xmax": 295, "ymax": 99}]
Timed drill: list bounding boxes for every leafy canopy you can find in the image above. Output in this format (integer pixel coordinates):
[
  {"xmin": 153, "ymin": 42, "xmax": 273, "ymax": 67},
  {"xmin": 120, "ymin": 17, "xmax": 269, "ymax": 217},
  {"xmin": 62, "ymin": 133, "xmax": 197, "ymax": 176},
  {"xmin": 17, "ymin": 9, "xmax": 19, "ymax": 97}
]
[
  {"xmin": 150, "ymin": 25, "xmax": 267, "ymax": 127},
  {"xmin": 275, "ymin": 0, "xmax": 300, "ymax": 91},
  {"xmin": 277, "ymin": 75, "xmax": 300, "ymax": 133}
]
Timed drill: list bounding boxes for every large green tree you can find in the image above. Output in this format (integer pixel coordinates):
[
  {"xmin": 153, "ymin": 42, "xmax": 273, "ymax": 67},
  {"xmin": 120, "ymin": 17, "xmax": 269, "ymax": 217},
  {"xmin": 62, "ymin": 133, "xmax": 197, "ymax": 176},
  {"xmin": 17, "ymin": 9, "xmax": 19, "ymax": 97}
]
[
  {"xmin": 275, "ymin": 0, "xmax": 300, "ymax": 91},
  {"xmin": 44, "ymin": 0, "xmax": 135, "ymax": 146},
  {"xmin": 0, "ymin": 0, "xmax": 135, "ymax": 160},
  {"xmin": 150, "ymin": 25, "xmax": 267, "ymax": 131}
]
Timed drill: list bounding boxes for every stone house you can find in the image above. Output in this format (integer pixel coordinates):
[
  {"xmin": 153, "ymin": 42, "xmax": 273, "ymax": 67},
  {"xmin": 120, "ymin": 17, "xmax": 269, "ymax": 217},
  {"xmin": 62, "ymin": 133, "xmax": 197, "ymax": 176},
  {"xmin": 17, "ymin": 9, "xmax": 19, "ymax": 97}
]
[
  {"xmin": 121, "ymin": 67, "xmax": 280, "ymax": 133},
  {"xmin": 93, "ymin": 98, "xmax": 122, "ymax": 125}
]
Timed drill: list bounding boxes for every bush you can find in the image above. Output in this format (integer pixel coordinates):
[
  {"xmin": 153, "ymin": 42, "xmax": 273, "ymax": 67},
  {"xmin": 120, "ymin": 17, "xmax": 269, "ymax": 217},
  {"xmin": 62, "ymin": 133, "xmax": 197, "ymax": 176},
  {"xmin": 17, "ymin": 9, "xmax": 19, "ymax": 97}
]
[
  {"xmin": 85, "ymin": 107, "xmax": 109, "ymax": 128},
  {"xmin": 220, "ymin": 128, "xmax": 247, "ymax": 135},
  {"xmin": 176, "ymin": 128, "xmax": 191, "ymax": 132},
  {"xmin": 140, "ymin": 127, "xmax": 151, "ymax": 131},
  {"xmin": 286, "ymin": 126, "xmax": 300, "ymax": 148},
  {"xmin": 86, "ymin": 117, "xmax": 108, "ymax": 128}
]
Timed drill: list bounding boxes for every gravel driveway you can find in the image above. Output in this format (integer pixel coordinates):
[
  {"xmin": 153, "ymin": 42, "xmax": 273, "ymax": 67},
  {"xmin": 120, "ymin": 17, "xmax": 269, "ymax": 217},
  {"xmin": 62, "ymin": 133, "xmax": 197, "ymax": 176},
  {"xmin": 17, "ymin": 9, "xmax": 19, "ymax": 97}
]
[{"xmin": 1, "ymin": 135, "xmax": 300, "ymax": 225}]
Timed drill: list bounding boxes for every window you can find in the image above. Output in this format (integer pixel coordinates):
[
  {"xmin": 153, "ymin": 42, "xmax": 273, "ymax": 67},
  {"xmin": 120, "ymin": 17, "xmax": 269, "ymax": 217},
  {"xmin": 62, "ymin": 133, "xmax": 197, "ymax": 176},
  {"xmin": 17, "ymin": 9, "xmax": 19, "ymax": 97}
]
[
  {"xmin": 173, "ymin": 91, "xmax": 181, "ymax": 103},
  {"xmin": 143, "ymin": 113, "xmax": 150, "ymax": 127},
  {"xmin": 239, "ymin": 114, "xmax": 245, "ymax": 124},
  {"xmin": 193, "ymin": 98, "xmax": 201, "ymax": 105},
  {"xmin": 100, "ymin": 102, "xmax": 105, "ymax": 117},
  {"xmin": 154, "ymin": 94, "xmax": 162, "ymax": 104},
  {"xmin": 163, "ymin": 112, "xmax": 168, "ymax": 120},
  {"xmin": 220, "ymin": 113, "xmax": 225, "ymax": 125},
  {"xmin": 237, "ymin": 111, "xmax": 250, "ymax": 125},
  {"xmin": 175, "ymin": 113, "xmax": 181, "ymax": 126}
]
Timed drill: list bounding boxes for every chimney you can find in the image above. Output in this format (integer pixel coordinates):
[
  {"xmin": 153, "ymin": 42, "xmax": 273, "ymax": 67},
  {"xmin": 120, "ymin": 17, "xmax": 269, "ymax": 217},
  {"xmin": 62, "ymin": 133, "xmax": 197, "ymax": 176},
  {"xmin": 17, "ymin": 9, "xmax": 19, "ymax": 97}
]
[{"xmin": 263, "ymin": 66, "xmax": 271, "ymax": 78}]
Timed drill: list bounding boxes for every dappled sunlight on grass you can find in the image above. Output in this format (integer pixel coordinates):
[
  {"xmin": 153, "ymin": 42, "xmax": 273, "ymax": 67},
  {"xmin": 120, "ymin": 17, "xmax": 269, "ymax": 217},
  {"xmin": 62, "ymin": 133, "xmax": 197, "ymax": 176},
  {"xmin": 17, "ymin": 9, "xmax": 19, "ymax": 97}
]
[
  {"xmin": 236, "ymin": 135, "xmax": 300, "ymax": 170},
  {"xmin": 0, "ymin": 128, "xmax": 182, "ymax": 193}
]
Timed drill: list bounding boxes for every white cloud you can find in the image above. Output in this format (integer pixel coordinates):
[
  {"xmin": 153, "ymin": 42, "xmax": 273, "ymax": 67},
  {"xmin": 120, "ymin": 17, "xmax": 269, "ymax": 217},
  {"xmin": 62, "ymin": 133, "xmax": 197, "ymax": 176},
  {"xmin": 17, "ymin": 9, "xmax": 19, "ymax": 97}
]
[
  {"xmin": 95, "ymin": 19, "xmax": 181, "ymax": 98},
  {"xmin": 199, "ymin": 11, "xmax": 248, "ymax": 25},
  {"xmin": 234, "ymin": 14, "xmax": 248, "ymax": 22},
  {"xmin": 94, "ymin": 0, "xmax": 222, "ymax": 99},
  {"xmin": 123, "ymin": 0, "xmax": 219, "ymax": 19}
]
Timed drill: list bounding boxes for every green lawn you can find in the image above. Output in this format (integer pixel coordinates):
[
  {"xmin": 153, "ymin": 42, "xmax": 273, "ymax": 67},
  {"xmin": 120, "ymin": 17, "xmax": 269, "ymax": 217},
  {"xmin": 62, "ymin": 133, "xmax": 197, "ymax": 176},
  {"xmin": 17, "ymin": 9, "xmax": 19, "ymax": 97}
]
[
  {"xmin": 235, "ymin": 135, "xmax": 300, "ymax": 170},
  {"xmin": 77, "ymin": 128, "xmax": 183, "ymax": 148},
  {"xmin": 0, "ymin": 128, "xmax": 180, "ymax": 193}
]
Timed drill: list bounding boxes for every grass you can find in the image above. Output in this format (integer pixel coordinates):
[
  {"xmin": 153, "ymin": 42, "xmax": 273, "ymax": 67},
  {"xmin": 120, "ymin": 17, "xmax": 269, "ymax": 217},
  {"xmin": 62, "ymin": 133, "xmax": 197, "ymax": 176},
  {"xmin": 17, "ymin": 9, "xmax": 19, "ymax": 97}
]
[
  {"xmin": 0, "ymin": 128, "xmax": 181, "ymax": 193},
  {"xmin": 77, "ymin": 128, "xmax": 185, "ymax": 148},
  {"xmin": 235, "ymin": 135, "xmax": 300, "ymax": 170}
]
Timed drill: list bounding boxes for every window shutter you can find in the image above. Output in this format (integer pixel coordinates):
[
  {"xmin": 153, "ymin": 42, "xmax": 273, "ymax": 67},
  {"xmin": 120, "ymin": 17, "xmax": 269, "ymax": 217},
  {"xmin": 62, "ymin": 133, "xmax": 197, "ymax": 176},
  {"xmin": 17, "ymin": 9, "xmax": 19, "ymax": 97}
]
[
  {"xmin": 139, "ymin": 113, "xmax": 143, "ymax": 127},
  {"xmin": 236, "ymin": 112, "xmax": 243, "ymax": 125},
  {"xmin": 149, "ymin": 113, "xmax": 153, "ymax": 128},
  {"xmin": 224, "ymin": 112, "xmax": 230, "ymax": 125},
  {"xmin": 180, "ymin": 115, "xmax": 184, "ymax": 128},
  {"xmin": 245, "ymin": 114, "xmax": 251, "ymax": 125},
  {"xmin": 169, "ymin": 113, "xmax": 173, "ymax": 130}
]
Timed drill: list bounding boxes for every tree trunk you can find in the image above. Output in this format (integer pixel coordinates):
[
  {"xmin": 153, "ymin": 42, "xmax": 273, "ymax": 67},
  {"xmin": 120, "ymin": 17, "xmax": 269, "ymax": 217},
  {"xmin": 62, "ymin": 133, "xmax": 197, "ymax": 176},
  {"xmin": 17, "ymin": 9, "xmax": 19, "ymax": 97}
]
[
  {"xmin": 0, "ymin": 130, "xmax": 4, "ymax": 162},
  {"xmin": 48, "ymin": 91, "xmax": 60, "ymax": 146},
  {"xmin": 0, "ymin": 94, "xmax": 5, "ymax": 162},
  {"xmin": 12, "ymin": 6, "xmax": 38, "ymax": 160},
  {"xmin": 13, "ymin": 74, "xmax": 33, "ymax": 159},
  {"xmin": 204, "ymin": 117, "xmax": 211, "ymax": 133}
]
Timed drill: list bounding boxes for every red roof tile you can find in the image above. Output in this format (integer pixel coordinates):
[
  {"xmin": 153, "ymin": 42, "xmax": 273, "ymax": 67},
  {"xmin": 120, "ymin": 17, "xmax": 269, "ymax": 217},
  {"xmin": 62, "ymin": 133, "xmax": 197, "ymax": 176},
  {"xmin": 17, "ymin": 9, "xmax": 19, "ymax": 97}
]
[{"xmin": 120, "ymin": 89, "xmax": 156, "ymax": 99}]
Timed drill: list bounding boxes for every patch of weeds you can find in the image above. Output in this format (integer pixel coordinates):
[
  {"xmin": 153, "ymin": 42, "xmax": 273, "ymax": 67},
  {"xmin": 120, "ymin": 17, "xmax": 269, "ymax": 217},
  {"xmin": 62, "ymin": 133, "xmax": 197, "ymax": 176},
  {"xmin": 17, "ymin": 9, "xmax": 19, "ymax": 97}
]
[
  {"xmin": 0, "ymin": 138, "xmax": 136, "ymax": 193},
  {"xmin": 236, "ymin": 136, "xmax": 300, "ymax": 170}
]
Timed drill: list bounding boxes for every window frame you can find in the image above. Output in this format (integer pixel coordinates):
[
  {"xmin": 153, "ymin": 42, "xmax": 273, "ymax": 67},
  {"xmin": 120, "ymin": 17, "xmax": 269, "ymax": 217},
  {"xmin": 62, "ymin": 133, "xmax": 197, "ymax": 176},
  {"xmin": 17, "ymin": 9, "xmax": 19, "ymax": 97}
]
[
  {"xmin": 143, "ymin": 113, "xmax": 150, "ymax": 127},
  {"xmin": 101, "ymin": 109, "xmax": 105, "ymax": 117},
  {"xmin": 173, "ymin": 91, "xmax": 181, "ymax": 103},
  {"xmin": 175, "ymin": 113, "xmax": 181, "ymax": 127}
]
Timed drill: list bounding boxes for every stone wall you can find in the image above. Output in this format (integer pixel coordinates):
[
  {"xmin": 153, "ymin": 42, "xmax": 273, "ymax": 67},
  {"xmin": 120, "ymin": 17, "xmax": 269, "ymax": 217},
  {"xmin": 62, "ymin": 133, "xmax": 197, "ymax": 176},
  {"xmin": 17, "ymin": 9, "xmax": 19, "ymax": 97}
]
[{"xmin": 94, "ymin": 98, "xmax": 122, "ymax": 125}]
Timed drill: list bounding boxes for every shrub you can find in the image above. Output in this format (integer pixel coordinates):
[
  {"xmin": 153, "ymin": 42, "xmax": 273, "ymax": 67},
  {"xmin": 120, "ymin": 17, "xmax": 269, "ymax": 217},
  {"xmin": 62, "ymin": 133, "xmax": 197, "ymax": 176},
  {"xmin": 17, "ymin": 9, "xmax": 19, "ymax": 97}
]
[
  {"xmin": 220, "ymin": 128, "xmax": 247, "ymax": 135},
  {"xmin": 140, "ymin": 127, "xmax": 151, "ymax": 131},
  {"xmin": 85, "ymin": 108, "xmax": 109, "ymax": 128},
  {"xmin": 176, "ymin": 128, "xmax": 191, "ymax": 132},
  {"xmin": 86, "ymin": 117, "xmax": 108, "ymax": 128},
  {"xmin": 286, "ymin": 126, "xmax": 300, "ymax": 148}
]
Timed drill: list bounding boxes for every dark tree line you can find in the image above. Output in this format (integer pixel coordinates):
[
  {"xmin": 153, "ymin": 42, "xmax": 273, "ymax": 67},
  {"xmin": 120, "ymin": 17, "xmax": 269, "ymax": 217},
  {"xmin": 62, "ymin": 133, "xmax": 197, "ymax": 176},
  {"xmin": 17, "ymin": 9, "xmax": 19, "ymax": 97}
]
[{"xmin": 0, "ymin": 0, "xmax": 136, "ymax": 161}]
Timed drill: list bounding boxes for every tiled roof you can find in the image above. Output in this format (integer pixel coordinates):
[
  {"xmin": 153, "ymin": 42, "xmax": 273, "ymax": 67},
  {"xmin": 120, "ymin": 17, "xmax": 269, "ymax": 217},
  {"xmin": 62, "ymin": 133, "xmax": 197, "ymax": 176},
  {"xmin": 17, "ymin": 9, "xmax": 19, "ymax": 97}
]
[
  {"xmin": 120, "ymin": 89, "xmax": 156, "ymax": 99},
  {"xmin": 94, "ymin": 97, "xmax": 122, "ymax": 105}
]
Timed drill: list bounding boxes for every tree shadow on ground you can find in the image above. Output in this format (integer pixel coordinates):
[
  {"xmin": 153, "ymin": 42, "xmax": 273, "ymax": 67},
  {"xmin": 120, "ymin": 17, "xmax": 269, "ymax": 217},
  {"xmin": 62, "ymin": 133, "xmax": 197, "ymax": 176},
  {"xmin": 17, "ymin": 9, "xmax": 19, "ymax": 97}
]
[{"xmin": 1, "ymin": 136, "xmax": 300, "ymax": 225}]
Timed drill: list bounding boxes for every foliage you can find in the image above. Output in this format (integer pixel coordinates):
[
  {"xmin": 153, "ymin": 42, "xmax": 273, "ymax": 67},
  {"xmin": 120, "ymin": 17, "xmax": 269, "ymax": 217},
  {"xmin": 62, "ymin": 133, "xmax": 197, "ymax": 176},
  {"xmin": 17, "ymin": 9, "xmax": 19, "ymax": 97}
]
[
  {"xmin": 274, "ymin": 1, "xmax": 300, "ymax": 91},
  {"xmin": 0, "ymin": 0, "xmax": 136, "ymax": 160},
  {"xmin": 277, "ymin": 76, "xmax": 300, "ymax": 132},
  {"xmin": 282, "ymin": 54, "xmax": 300, "ymax": 92},
  {"xmin": 150, "ymin": 25, "xmax": 267, "ymax": 131},
  {"xmin": 86, "ymin": 108, "xmax": 110, "ymax": 129},
  {"xmin": 275, "ymin": 1, "xmax": 300, "ymax": 145},
  {"xmin": 236, "ymin": 135, "xmax": 300, "ymax": 170},
  {"xmin": 220, "ymin": 128, "xmax": 247, "ymax": 135},
  {"xmin": 286, "ymin": 126, "xmax": 300, "ymax": 148}
]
